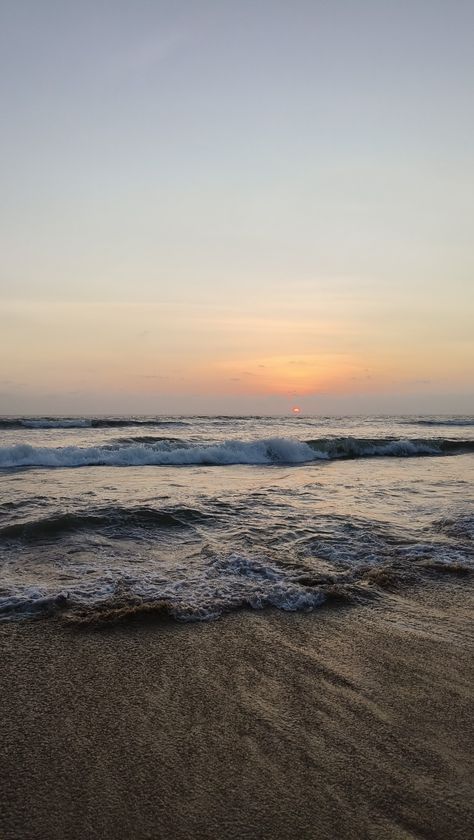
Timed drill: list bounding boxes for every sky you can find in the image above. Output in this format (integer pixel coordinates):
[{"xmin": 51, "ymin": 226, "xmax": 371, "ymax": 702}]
[{"xmin": 1, "ymin": 0, "xmax": 473, "ymax": 415}]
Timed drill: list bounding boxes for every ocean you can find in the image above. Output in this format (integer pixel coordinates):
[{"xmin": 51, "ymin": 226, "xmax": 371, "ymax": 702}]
[{"xmin": 0, "ymin": 414, "xmax": 473, "ymax": 623}]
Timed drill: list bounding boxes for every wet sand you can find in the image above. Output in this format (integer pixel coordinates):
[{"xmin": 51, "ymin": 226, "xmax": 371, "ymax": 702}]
[{"xmin": 1, "ymin": 581, "xmax": 474, "ymax": 840}]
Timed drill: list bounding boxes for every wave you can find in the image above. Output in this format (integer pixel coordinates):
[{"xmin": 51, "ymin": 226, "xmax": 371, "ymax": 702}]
[
  {"xmin": 0, "ymin": 438, "xmax": 317, "ymax": 468},
  {"xmin": 2, "ymin": 541, "xmax": 471, "ymax": 623},
  {"xmin": 306, "ymin": 437, "xmax": 474, "ymax": 459},
  {"xmin": 0, "ymin": 436, "xmax": 473, "ymax": 469},
  {"xmin": 0, "ymin": 504, "xmax": 208, "ymax": 542},
  {"xmin": 433, "ymin": 515, "xmax": 474, "ymax": 542},
  {"xmin": 112, "ymin": 435, "xmax": 188, "ymax": 445},
  {"xmin": 2, "ymin": 416, "xmax": 473, "ymax": 432},
  {"xmin": 0, "ymin": 554, "xmax": 329, "ymax": 622},
  {"xmin": 401, "ymin": 418, "xmax": 474, "ymax": 427},
  {"xmin": 0, "ymin": 417, "xmax": 187, "ymax": 430}
]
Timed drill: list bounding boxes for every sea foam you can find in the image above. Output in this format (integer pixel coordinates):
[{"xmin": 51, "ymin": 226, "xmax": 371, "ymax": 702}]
[
  {"xmin": 0, "ymin": 436, "xmax": 472, "ymax": 469},
  {"xmin": 0, "ymin": 438, "xmax": 319, "ymax": 468},
  {"xmin": 0, "ymin": 553, "xmax": 327, "ymax": 622}
]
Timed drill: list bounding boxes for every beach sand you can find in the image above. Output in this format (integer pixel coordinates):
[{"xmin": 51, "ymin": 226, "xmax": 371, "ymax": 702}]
[{"xmin": 1, "ymin": 580, "xmax": 473, "ymax": 840}]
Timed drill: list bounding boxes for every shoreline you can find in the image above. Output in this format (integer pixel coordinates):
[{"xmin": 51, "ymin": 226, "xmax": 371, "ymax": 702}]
[{"xmin": 2, "ymin": 580, "xmax": 474, "ymax": 839}]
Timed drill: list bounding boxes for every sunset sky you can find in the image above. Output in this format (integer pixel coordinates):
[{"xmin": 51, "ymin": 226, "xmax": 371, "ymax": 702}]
[{"xmin": 1, "ymin": 0, "xmax": 473, "ymax": 415}]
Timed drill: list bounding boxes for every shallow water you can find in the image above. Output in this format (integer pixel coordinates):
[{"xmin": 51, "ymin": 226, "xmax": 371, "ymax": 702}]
[{"xmin": 0, "ymin": 415, "xmax": 472, "ymax": 621}]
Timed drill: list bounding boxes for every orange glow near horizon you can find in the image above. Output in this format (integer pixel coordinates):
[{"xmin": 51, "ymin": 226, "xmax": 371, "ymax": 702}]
[
  {"xmin": 1, "ymin": 299, "xmax": 473, "ymax": 414},
  {"xmin": 212, "ymin": 353, "xmax": 379, "ymax": 398}
]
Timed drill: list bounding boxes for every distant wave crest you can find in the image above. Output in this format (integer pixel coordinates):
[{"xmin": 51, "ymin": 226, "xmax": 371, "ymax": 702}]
[
  {"xmin": 0, "ymin": 417, "xmax": 187, "ymax": 430},
  {"xmin": 401, "ymin": 418, "xmax": 474, "ymax": 428}
]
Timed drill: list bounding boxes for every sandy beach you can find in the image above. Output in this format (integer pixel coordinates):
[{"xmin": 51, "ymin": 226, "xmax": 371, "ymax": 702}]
[{"xmin": 1, "ymin": 579, "xmax": 473, "ymax": 840}]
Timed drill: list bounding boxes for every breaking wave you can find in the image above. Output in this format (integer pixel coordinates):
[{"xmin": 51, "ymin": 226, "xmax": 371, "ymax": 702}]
[
  {"xmin": 0, "ymin": 436, "xmax": 473, "ymax": 469},
  {"xmin": 0, "ymin": 438, "xmax": 317, "ymax": 468}
]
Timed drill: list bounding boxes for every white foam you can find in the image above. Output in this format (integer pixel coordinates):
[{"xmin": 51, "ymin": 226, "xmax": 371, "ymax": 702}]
[
  {"xmin": 1, "ymin": 435, "xmax": 470, "ymax": 469},
  {"xmin": 0, "ymin": 438, "xmax": 320, "ymax": 469},
  {"xmin": 0, "ymin": 553, "xmax": 327, "ymax": 621},
  {"xmin": 0, "ymin": 587, "xmax": 71, "ymax": 617}
]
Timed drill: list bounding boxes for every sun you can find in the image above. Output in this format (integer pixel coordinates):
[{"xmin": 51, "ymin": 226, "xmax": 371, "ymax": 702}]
[{"xmin": 291, "ymin": 406, "xmax": 301, "ymax": 415}]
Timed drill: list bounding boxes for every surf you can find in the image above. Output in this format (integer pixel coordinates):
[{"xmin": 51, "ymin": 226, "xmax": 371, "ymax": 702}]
[{"xmin": 0, "ymin": 436, "xmax": 473, "ymax": 469}]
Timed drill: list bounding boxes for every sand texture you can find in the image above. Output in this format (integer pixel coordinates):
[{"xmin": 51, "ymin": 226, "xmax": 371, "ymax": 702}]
[{"xmin": 1, "ymin": 581, "xmax": 474, "ymax": 840}]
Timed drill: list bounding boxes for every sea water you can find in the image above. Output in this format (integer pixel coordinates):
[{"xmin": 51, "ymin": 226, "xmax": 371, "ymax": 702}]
[{"xmin": 0, "ymin": 415, "xmax": 472, "ymax": 622}]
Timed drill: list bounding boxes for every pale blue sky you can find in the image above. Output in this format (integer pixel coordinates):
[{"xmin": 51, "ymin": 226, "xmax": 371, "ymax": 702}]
[{"xmin": 1, "ymin": 1, "xmax": 473, "ymax": 413}]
